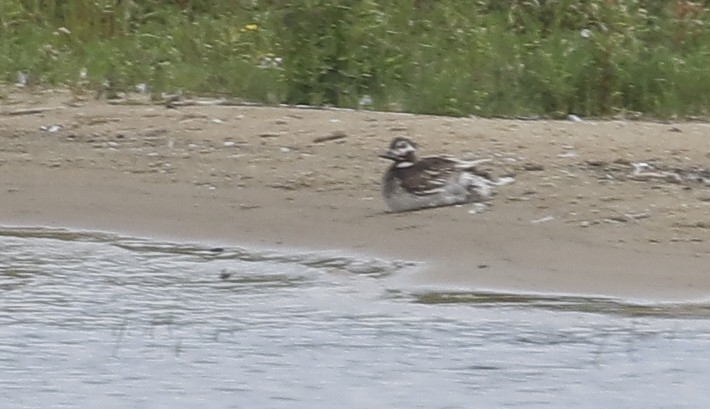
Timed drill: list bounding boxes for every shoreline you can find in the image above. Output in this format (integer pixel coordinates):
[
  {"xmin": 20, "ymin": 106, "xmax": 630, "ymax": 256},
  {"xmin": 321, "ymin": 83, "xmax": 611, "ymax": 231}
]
[
  {"xmin": 4, "ymin": 223, "xmax": 710, "ymax": 306},
  {"xmin": 1, "ymin": 90, "xmax": 708, "ymax": 301}
]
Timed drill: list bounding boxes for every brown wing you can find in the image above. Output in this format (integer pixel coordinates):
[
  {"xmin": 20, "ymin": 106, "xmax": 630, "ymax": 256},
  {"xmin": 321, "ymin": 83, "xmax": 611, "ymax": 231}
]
[
  {"xmin": 446, "ymin": 157, "xmax": 493, "ymax": 179},
  {"xmin": 396, "ymin": 157, "xmax": 460, "ymax": 196}
]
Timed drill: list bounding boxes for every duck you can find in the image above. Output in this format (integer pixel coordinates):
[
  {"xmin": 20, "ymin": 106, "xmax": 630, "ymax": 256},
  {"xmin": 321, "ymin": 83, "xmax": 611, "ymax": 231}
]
[{"xmin": 379, "ymin": 137, "xmax": 511, "ymax": 212}]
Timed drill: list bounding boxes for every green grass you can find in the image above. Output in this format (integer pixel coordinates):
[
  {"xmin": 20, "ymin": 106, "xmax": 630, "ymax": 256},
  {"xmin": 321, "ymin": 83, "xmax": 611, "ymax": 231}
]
[{"xmin": 1, "ymin": 0, "xmax": 709, "ymax": 118}]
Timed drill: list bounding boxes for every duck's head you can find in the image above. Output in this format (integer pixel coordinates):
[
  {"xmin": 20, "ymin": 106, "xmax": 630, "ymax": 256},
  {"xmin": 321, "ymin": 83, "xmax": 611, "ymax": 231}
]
[{"xmin": 379, "ymin": 137, "xmax": 417, "ymax": 162}]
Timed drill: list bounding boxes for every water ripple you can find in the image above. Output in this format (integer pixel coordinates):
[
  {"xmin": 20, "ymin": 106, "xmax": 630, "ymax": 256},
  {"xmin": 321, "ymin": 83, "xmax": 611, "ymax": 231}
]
[{"xmin": 2, "ymin": 226, "xmax": 710, "ymax": 408}]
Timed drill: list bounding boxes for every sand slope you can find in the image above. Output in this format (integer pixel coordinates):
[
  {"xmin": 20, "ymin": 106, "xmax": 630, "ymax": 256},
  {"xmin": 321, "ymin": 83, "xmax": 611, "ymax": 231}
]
[{"xmin": 1, "ymin": 89, "xmax": 709, "ymax": 300}]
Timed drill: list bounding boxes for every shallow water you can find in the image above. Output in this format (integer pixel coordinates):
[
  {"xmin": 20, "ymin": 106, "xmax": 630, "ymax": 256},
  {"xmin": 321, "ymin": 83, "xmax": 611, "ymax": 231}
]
[{"xmin": 1, "ymin": 227, "xmax": 710, "ymax": 408}]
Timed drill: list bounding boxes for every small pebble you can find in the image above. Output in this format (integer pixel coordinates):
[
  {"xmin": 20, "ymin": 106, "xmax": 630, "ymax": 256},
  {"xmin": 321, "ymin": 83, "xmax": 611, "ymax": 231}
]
[
  {"xmin": 531, "ymin": 216, "xmax": 555, "ymax": 224},
  {"xmin": 40, "ymin": 125, "xmax": 63, "ymax": 133}
]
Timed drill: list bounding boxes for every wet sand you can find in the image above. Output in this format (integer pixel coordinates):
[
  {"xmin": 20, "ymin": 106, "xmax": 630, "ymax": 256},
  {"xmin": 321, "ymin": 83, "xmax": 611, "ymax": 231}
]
[{"xmin": 1, "ymin": 89, "xmax": 709, "ymax": 300}]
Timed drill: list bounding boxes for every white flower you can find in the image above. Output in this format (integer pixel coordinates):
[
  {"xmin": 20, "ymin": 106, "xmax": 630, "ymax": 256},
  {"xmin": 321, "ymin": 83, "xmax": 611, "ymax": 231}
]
[
  {"xmin": 580, "ymin": 29, "xmax": 592, "ymax": 39},
  {"xmin": 16, "ymin": 72, "xmax": 28, "ymax": 87},
  {"xmin": 258, "ymin": 56, "xmax": 283, "ymax": 69},
  {"xmin": 359, "ymin": 95, "xmax": 373, "ymax": 107},
  {"xmin": 135, "ymin": 83, "xmax": 148, "ymax": 93}
]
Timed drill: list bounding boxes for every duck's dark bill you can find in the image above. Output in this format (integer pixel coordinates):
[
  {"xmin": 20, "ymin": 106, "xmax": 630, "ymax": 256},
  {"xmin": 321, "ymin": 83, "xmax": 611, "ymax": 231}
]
[{"xmin": 379, "ymin": 151, "xmax": 399, "ymax": 160}]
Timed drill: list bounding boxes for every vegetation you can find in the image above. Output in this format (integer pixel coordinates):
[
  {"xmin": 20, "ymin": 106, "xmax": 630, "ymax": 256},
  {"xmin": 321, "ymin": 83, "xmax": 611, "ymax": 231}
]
[{"xmin": 1, "ymin": 0, "xmax": 709, "ymax": 118}]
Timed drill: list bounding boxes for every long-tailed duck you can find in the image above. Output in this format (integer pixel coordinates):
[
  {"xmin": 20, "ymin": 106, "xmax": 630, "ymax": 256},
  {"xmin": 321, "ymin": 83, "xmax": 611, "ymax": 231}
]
[{"xmin": 379, "ymin": 137, "xmax": 511, "ymax": 212}]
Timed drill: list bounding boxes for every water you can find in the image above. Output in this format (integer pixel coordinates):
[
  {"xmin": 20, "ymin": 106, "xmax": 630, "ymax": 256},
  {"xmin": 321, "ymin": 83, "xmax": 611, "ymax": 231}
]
[{"xmin": 1, "ymin": 227, "xmax": 710, "ymax": 408}]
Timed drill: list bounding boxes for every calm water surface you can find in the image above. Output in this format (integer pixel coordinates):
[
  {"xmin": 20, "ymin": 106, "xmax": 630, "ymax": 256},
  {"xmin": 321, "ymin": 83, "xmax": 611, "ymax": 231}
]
[{"xmin": 1, "ymin": 227, "xmax": 709, "ymax": 408}]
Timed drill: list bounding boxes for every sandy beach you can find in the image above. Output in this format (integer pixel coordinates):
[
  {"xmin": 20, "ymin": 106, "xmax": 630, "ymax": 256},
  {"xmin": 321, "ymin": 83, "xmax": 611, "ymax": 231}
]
[{"xmin": 1, "ymin": 89, "xmax": 708, "ymax": 301}]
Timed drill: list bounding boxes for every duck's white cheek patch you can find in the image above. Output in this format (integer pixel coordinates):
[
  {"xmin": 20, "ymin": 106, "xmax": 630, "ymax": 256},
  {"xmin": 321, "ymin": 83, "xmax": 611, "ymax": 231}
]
[{"xmin": 396, "ymin": 162, "xmax": 414, "ymax": 168}]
